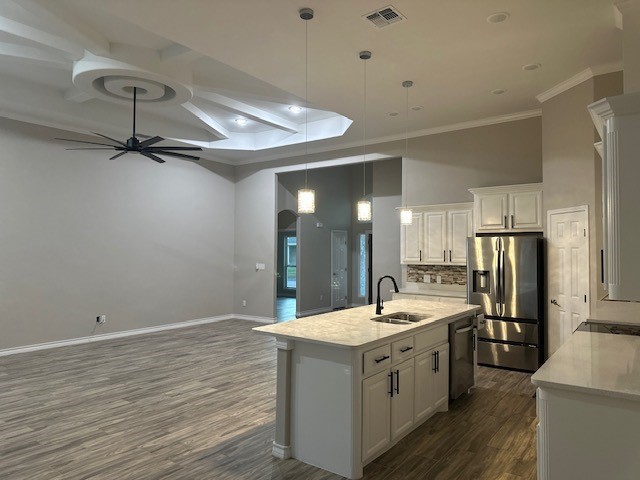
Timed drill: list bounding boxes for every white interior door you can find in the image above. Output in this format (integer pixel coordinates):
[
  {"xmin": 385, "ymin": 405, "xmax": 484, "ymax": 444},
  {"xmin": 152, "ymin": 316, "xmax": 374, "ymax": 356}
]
[
  {"xmin": 547, "ymin": 206, "xmax": 590, "ymax": 354},
  {"xmin": 331, "ymin": 230, "xmax": 348, "ymax": 309}
]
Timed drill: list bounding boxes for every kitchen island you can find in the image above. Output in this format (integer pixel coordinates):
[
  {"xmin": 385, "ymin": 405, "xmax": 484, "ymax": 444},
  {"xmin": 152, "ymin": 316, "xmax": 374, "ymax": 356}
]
[
  {"xmin": 531, "ymin": 329, "xmax": 640, "ymax": 480},
  {"xmin": 253, "ymin": 299, "xmax": 481, "ymax": 479}
]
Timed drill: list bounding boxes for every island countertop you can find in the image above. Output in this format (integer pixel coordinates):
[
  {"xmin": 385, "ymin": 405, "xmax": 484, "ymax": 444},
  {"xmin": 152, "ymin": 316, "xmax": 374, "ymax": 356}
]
[
  {"xmin": 253, "ymin": 299, "xmax": 481, "ymax": 349},
  {"xmin": 531, "ymin": 330, "xmax": 640, "ymax": 401}
]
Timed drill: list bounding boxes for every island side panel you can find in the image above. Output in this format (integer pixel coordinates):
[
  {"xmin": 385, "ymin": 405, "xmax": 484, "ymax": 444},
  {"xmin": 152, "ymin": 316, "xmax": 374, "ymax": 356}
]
[
  {"xmin": 273, "ymin": 338, "xmax": 294, "ymax": 458},
  {"xmin": 537, "ymin": 387, "xmax": 640, "ymax": 480},
  {"xmin": 290, "ymin": 341, "xmax": 361, "ymax": 479}
]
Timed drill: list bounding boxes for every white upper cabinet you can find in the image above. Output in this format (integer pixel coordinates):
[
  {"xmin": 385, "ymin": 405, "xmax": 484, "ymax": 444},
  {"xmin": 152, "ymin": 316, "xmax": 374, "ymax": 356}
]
[
  {"xmin": 400, "ymin": 203, "xmax": 473, "ymax": 265},
  {"xmin": 470, "ymin": 184, "xmax": 542, "ymax": 233}
]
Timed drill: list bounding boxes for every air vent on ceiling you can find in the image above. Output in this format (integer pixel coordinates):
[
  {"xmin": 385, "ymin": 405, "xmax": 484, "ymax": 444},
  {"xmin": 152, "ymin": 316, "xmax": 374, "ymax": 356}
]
[{"xmin": 363, "ymin": 6, "xmax": 405, "ymax": 28}]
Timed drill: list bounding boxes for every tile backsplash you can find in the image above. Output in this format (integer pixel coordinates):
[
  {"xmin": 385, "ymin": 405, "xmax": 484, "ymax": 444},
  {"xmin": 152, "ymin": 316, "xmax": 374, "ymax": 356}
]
[{"xmin": 407, "ymin": 265, "xmax": 467, "ymax": 285}]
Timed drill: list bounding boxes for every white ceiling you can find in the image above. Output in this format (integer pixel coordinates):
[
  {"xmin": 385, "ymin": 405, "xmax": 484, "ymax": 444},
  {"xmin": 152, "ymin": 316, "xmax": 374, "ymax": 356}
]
[{"xmin": 0, "ymin": 0, "xmax": 622, "ymax": 165}]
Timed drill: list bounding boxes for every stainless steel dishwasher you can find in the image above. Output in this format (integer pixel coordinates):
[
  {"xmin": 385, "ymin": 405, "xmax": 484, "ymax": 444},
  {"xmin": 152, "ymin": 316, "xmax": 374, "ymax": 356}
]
[{"xmin": 449, "ymin": 316, "xmax": 475, "ymax": 400}]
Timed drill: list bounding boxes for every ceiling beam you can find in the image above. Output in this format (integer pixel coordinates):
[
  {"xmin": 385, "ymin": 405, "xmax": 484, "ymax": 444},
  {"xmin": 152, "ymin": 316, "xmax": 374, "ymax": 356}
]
[
  {"xmin": 0, "ymin": 42, "xmax": 71, "ymax": 69},
  {"xmin": 195, "ymin": 90, "xmax": 299, "ymax": 134},
  {"xmin": 160, "ymin": 43, "xmax": 201, "ymax": 63},
  {"xmin": 8, "ymin": 0, "xmax": 110, "ymax": 55},
  {"xmin": 181, "ymin": 102, "xmax": 230, "ymax": 140},
  {"xmin": 0, "ymin": 15, "xmax": 83, "ymax": 59}
]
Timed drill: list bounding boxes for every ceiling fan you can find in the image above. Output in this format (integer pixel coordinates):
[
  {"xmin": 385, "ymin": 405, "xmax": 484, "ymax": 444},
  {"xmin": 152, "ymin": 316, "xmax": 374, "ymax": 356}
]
[{"xmin": 56, "ymin": 86, "xmax": 202, "ymax": 163}]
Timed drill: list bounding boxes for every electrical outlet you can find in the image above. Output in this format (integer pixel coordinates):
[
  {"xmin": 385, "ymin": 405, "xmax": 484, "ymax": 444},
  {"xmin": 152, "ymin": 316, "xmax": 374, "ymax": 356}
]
[
  {"xmin": 436, "ymin": 275, "xmax": 442, "ymax": 284},
  {"xmin": 424, "ymin": 274, "xmax": 431, "ymax": 283},
  {"xmin": 320, "ymin": 294, "xmax": 324, "ymax": 301},
  {"xmin": 96, "ymin": 315, "xmax": 106, "ymax": 324},
  {"xmin": 242, "ymin": 300, "xmax": 247, "ymax": 307}
]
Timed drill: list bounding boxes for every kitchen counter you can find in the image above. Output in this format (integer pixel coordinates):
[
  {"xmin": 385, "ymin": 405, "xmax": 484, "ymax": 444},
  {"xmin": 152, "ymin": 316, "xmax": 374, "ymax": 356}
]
[
  {"xmin": 253, "ymin": 299, "xmax": 480, "ymax": 348},
  {"xmin": 531, "ymin": 330, "xmax": 640, "ymax": 401},
  {"xmin": 532, "ymin": 329, "xmax": 640, "ymax": 479},
  {"xmin": 254, "ymin": 299, "xmax": 481, "ymax": 479}
]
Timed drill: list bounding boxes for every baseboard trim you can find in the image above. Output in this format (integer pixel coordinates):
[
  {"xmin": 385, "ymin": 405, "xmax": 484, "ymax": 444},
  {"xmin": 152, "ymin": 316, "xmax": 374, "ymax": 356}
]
[
  {"xmin": 0, "ymin": 314, "xmax": 272, "ymax": 357},
  {"xmin": 272, "ymin": 442, "xmax": 292, "ymax": 459},
  {"xmin": 233, "ymin": 314, "xmax": 276, "ymax": 324}
]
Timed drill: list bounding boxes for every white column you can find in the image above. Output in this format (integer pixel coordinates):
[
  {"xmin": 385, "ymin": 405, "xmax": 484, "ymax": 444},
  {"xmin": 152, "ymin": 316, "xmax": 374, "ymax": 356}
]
[{"xmin": 272, "ymin": 337, "xmax": 293, "ymax": 458}]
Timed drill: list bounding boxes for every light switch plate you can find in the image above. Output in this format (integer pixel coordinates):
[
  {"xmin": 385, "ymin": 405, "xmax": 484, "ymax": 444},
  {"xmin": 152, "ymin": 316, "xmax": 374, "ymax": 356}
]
[
  {"xmin": 436, "ymin": 275, "xmax": 442, "ymax": 284},
  {"xmin": 423, "ymin": 274, "xmax": 430, "ymax": 283},
  {"xmin": 256, "ymin": 263, "xmax": 266, "ymax": 271}
]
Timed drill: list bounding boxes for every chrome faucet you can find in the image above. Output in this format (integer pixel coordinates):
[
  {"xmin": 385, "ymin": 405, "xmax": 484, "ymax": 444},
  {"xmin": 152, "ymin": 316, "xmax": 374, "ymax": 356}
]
[{"xmin": 376, "ymin": 275, "xmax": 399, "ymax": 315}]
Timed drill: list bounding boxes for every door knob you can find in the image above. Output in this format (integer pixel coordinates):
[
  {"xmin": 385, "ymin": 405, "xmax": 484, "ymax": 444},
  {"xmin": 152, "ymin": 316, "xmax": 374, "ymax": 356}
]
[{"xmin": 551, "ymin": 299, "xmax": 562, "ymax": 308}]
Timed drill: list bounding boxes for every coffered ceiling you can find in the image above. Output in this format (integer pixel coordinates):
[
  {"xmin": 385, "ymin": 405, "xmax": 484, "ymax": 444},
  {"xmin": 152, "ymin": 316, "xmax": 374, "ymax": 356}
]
[{"xmin": 0, "ymin": 0, "xmax": 622, "ymax": 165}]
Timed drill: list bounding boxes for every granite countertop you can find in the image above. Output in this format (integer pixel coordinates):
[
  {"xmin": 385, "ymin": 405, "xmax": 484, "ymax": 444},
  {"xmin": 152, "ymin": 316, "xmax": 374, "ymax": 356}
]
[
  {"xmin": 531, "ymin": 330, "xmax": 640, "ymax": 401},
  {"xmin": 253, "ymin": 299, "xmax": 481, "ymax": 349}
]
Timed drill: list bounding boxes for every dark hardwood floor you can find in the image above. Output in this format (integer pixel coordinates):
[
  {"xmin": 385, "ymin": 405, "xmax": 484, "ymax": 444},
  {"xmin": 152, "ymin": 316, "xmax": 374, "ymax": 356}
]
[{"xmin": 0, "ymin": 320, "xmax": 537, "ymax": 479}]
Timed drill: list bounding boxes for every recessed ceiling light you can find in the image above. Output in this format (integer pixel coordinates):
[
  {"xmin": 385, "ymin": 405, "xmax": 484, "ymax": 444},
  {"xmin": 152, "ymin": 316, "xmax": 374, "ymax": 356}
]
[
  {"xmin": 235, "ymin": 118, "xmax": 248, "ymax": 126},
  {"xmin": 491, "ymin": 89, "xmax": 507, "ymax": 95},
  {"xmin": 389, "ymin": 112, "xmax": 399, "ymax": 117},
  {"xmin": 411, "ymin": 106, "xmax": 423, "ymax": 111},
  {"xmin": 289, "ymin": 105, "xmax": 303, "ymax": 113},
  {"xmin": 522, "ymin": 63, "xmax": 541, "ymax": 71},
  {"xmin": 487, "ymin": 12, "xmax": 510, "ymax": 24}
]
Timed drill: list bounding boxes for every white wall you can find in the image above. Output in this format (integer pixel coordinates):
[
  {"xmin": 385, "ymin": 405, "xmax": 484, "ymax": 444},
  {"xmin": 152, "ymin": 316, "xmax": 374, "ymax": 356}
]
[{"xmin": 0, "ymin": 117, "xmax": 235, "ymax": 349}]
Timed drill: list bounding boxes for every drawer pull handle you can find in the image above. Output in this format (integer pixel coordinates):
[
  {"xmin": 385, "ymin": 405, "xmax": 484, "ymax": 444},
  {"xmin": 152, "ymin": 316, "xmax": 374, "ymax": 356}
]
[
  {"xmin": 399, "ymin": 346, "xmax": 413, "ymax": 353},
  {"xmin": 375, "ymin": 355, "xmax": 390, "ymax": 364}
]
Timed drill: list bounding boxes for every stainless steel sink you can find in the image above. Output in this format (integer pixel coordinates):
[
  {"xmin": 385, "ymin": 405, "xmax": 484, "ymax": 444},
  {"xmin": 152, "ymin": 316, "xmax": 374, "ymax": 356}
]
[{"xmin": 371, "ymin": 312, "xmax": 431, "ymax": 324}]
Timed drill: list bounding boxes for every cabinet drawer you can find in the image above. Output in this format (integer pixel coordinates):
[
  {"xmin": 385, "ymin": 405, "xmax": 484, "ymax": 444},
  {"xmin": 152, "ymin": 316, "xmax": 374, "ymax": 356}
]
[
  {"xmin": 363, "ymin": 344, "xmax": 392, "ymax": 375},
  {"xmin": 391, "ymin": 337, "xmax": 415, "ymax": 362},
  {"xmin": 414, "ymin": 325, "xmax": 448, "ymax": 353}
]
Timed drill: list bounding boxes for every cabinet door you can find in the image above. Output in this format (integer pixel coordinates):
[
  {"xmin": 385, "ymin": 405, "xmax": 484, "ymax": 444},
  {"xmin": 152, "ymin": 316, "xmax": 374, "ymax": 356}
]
[
  {"xmin": 433, "ymin": 344, "xmax": 449, "ymax": 408},
  {"xmin": 447, "ymin": 209, "xmax": 472, "ymax": 264},
  {"xmin": 414, "ymin": 350, "xmax": 436, "ymax": 423},
  {"xmin": 475, "ymin": 193, "xmax": 508, "ymax": 232},
  {"xmin": 509, "ymin": 190, "xmax": 543, "ymax": 231},
  {"xmin": 423, "ymin": 211, "xmax": 447, "ymax": 264},
  {"xmin": 362, "ymin": 370, "xmax": 391, "ymax": 462},
  {"xmin": 390, "ymin": 358, "xmax": 415, "ymax": 441},
  {"xmin": 401, "ymin": 213, "xmax": 423, "ymax": 264}
]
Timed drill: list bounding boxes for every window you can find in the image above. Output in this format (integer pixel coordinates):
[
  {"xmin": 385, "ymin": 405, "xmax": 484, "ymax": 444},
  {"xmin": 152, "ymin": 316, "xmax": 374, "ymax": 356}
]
[
  {"xmin": 284, "ymin": 235, "xmax": 297, "ymax": 289},
  {"xmin": 358, "ymin": 234, "xmax": 367, "ymax": 297}
]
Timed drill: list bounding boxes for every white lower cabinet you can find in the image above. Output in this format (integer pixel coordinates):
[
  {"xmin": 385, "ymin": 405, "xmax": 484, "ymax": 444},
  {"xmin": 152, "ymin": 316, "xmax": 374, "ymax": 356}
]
[
  {"xmin": 414, "ymin": 343, "xmax": 449, "ymax": 423},
  {"xmin": 361, "ymin": 326, "xmax": 451, "ymax": 465},
  {"xmin": 361, "ymin": 370, "xmax": 391, "ymax": 462},
  {"xmin": 362, "ymin": 358, "xmax": 415, "ymax": 462},
  {"xmin": 390, "ymin": 358, "xmax": 415, "ymax": 441}
]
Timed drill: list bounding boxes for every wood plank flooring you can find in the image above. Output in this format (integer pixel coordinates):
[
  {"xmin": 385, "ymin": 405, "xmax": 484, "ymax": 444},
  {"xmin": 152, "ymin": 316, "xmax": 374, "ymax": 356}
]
[{"xmin": 0, "ymin": 320, "xmax": 537, "ymax": 479}]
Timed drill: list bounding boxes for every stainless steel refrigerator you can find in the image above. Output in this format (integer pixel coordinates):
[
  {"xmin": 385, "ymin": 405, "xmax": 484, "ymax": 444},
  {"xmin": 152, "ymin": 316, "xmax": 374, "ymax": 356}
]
[{"xmin": 467, "ymin": 236, "xmax": 544, "ymax": 372}]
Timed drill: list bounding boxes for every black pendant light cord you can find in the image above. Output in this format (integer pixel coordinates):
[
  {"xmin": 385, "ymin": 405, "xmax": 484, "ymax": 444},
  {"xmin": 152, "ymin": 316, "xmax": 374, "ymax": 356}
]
[
  {"xmin": 304, "ymin": 17, "xmax": 309, "ymax": 189},
  {"xmin": 362, "ymin": 57, "xmax": 367, "ymax": 198},
  {"xmin": 132, "ymin": 86, "xmax": 137, "ymax": 139}
]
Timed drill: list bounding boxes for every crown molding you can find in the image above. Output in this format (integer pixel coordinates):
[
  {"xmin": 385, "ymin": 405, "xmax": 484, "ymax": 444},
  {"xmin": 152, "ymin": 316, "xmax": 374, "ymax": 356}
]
[{"xmin": 536, "ymin": 62, "xmax": 624, "ymax": 103}]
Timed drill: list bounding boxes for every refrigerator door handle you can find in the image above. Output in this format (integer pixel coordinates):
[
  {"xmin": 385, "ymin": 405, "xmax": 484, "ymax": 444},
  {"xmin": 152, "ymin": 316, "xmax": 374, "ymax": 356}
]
[
  {"xmin": 501, "ymin": 249, "xmax": 506, "ymax": 314},
  {"xmin": 496, "ymin": 238, "xmax": 502, "ymax": 316}
]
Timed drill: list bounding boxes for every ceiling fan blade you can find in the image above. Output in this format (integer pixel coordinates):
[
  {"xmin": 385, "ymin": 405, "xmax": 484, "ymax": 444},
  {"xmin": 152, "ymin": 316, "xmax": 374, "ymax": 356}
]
[
  {"xmin": 141, "ymin": 151, "xmax": 166, "ymax": 163},
  {"xmin": 110, "ymin": 151, "xmax": 128, "ymax": 160},
  {"xmin": 65, "ymin": 147, "xmax": 120, "ymax": 150},
  {"xmin": 145, "ymin": 146, "xmax": 203, "ymax": 151},
  {"xmin": 55, "ymin": 138, "xmax": 120, "ymax": 148},
  {"xmin": 138, "ymin": 136, "xmax": 164, "ymax": 148},
  {"xmin": 151, "ymin": 150, "xmax": 200, "ymax": 161},
  {"xmin": 92, "ymin": 132, "xmax": 127, "ymax": 147}
]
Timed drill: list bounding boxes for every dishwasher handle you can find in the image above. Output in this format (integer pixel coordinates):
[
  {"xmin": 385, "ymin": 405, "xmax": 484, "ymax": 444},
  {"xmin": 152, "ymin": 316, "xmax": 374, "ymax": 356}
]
[{"xmin": 455, "ymin": 325, "xmax": 474, "ymax": 334}]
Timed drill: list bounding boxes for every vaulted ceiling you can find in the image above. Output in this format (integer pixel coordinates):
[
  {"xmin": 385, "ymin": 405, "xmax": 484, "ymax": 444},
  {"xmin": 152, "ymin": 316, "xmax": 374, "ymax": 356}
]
[{"xmin": 0, "ymin": 0, "xmax": 622, "ymax": 165}]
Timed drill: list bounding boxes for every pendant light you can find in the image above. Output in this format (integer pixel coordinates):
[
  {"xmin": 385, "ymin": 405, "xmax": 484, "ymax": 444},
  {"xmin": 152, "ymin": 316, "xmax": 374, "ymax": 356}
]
[
  {"xmin": 297, "ymin": 8, "xmax": 315, "ymax": 214},
  {"xmin": 399, "ymin": 80, "xmax": 413, "ymax": 225},
  {"xmin": 357, "ymin": 50, "xmax": 372, "ymax": 222}
]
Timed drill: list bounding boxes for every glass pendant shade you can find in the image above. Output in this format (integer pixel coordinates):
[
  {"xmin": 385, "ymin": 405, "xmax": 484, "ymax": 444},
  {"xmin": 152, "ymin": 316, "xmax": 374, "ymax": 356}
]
[
  {"xmin": 357, "ymin": 200, "xmax": 372, "ymax": 222},
  {"xmin": 298, "ymin": 188, "xmax": 316, "ymax": 214},
  {"xmin": 400, "ymin": 208, "xmax": 413, "ymax": 225}
]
